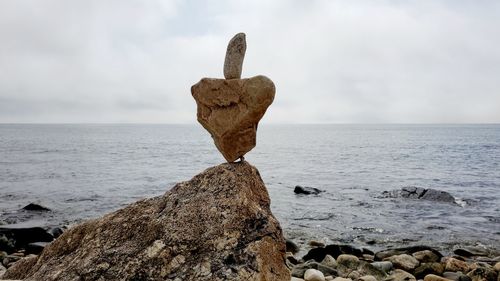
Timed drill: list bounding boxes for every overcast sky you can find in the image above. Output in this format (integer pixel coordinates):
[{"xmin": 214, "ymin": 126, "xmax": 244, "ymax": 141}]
[{"xmin": 1, "ymin": 1, "xmax": 499, "ymax": 123}]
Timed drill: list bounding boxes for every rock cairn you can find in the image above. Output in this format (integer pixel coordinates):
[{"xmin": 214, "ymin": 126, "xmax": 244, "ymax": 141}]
[{"xmin": 192, "ymin": 33, "xmax": 275, "ymax": 162}]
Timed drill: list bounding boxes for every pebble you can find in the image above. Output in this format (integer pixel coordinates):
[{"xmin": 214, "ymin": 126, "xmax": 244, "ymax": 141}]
[
  {"xmin": 371, "ymin": 261, "xmax": 393, "ymax": 273},
  {"xmin": 414, "ymin": 262, "xmax": 445, "ymax": 279},
  {"xmin": 385, "ymin": 254, "xmax": 420, "ymax": 271},
  {"xmin": 356, "ymin": 275, "xmax": 377, "ymax": 281},
  {"xmin": 413, "ymin": 250, "xmax": 441, "ymax": 263},
  {"xmin": 321, "ymin": 255, "xmax": 337, "ymax": 269},
  {"xmin": 304, "ymin": 269, "xmax": 325, "ymax": 281},
  {"xmin": 389, "ymin": 269, "xmax": 417, "ymax": 281},
  {"xmin": 466, "ymin": 267, "xmax": 497, "ymax": 281},
  {"xmin": 424, "ymin": 274, "xmax": 454, "ymax": 281},
  {"xmin": 494, "ymin": 262, "xmax": 500, "ymax": 272},
  {"xmin": 444, "ymin": 257, "xmax": 469, "ymax": 273},
  {"xmin": 337, "ymin": 254, "xmax": 360, "ymax": 269},
  {"xmin": 310, "ymin": 240, "xmax": 326, "ymax": 248},
  {"xmin": 443, "ymin": 271, "xmax": 473, "ymax": 281},
  {"xmin": 292, "ymin": 277, "xmax": 305, "ymax": 281},
  {"xmin": 223, "ymin": 32, "xmax": 246, "ymax": 79},
  {"xmin": 332, "ymin": 278, "xmax": 352, "ymax": 281}
]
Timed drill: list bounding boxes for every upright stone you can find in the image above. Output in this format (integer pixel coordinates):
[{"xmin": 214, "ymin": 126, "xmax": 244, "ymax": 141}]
[{"xmin": 224, "ymin": 32, "xmax": 246, "ymax": 79}]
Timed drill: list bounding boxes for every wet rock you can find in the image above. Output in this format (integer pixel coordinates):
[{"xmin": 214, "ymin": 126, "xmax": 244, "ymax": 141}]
[
  {"xmin": 322, "ymin": 255, "xmax": 338, "ymax": 269},
  {"xmin": 287, "ymin": 239, "xmax": 300, "ymax": 254},
  {"xmin": 0, "ymin": 235, "xmax": 15, "ymax": 253},
  {"xmin": 413, "ymin": 250, "xmax": 441, "ymax": 263},
  {"xmin": 337, "ymin": 254, "xmax": 360, "ymax": 269},
  {"xmin": 375, "ymin": 246, "xmax": 443, "ymax": 261},
  {"xmin": 3, "ymin": 162, "xmax": 290, "ymax": 281},
  {"xmin": 295, "ymin": 186, "xmax": 323, "ymax": 195},
  {"xmin": 292, "ymin": 261, "xmax": 338, "ymax": 278},
  {"xmin": 347, "ymin": 271, "xmax": 362, "ymax": 280},
  {"xmin": 454, "ymin": 247, "xmax": 491, "ymax": 258},
  {"xmin": 371, "ymin": 261, "xmax": 393, "ymax": 273},
  {"xmin": 21, "ymin": 203, "xmax": 51, "ymax": 212},
  {"xmin": 223, "ymin": 32, "xmax": 246, "ymax": 79},
  {"xmin": 424, "ymin": 274, "xmax": 454, "ymax": 281},
  {"xmin": 357, "ymin": 262, "xmax": 388, "ymax": 279},
  {"xmin": 0, "ymin": 263, "xmax": 6, "ymax": 277},
  {"xmin": 414, "ymin": 262, "xmax": 445, "ymax": 279},
  {"xmin": 0, "ymin": 227, "xmax": 53, "ymax": 253},
  {"xmin": 443, "ymin": 271, "xmax": 473, "ymax": 281},
  {"xmin": 444, "ymin": 257, "xmax": 470, "ymax": 273},
  {"xmin": 310, "ymin": 240, "xmax": 326, "ymax": 248},
  {"xmin": 382, "ymin": 187, "xmax": 456, "ymax": 204},
  {"xmin": 292, "ymin": 277, "xmax": 306, "ymax": 281},
  {"xmin": 494, "ymin": 262, "xmax": 500, "ymax": 272},
  {"xmin": 46, "ymin": 227, "xmax": 64, "ymax": 239},
  {"xmin": 25, "ymin": 242, "xmax": 49, "ymax": 255},
  {"xmin": 332, "ymin": 278, "xmax": 352, "ymax": 281},
  {"xmin": 305, "ymin": 268, "xmax": 326, "ymax": 281},
  {"xmin": 362, "ymin": 255, "xmax": 374, "ymax": 262},
  {"xmin": 192, "ymin": 75, "xmax": 275, "ymax": 162},
  {"xmin": 389, "ymin": 269, "xmax": 417, "ymax": 281},
  {"xmin": 287, "ymin": 252, "xmax": 300, "ymax": 265},
  {"xmin": 466, "ymin": 268, "xmax": 497, "ymax": 281},
  {"xmin": 302, "ymin": 245, "xmax": 364, "ymax": 262},
  {"xmin": 385, "ymin": 254, "xmax": 420, "ymax": 271}
]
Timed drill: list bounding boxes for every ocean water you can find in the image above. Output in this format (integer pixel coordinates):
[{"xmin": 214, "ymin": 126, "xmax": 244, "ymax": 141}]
[{"xmin": 1, "ymin": 124, "xmax": 499, "ymax": 253}]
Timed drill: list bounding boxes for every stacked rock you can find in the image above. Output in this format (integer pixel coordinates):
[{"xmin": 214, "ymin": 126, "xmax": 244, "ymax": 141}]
[{"xmin": 191, "ymin": 32, "xmax": 275, "ymax": 162}]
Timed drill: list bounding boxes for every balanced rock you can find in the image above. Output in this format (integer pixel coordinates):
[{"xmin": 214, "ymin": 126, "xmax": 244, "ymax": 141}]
[
  {"xmin": 224, "ymin": 32, "xmax": 246, "ymax": 79},
  {"xmin": 192, "ymin": 75, "xmax": 275, "ymax": 162},
  {"xmin": 3, "ymin": 162, "xmax": 289, "ymax": 281}
]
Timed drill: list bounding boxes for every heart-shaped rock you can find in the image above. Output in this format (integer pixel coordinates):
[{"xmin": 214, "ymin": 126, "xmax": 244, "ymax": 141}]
[{"xmin": 191, "ymin": 75, "xmax": 275, "ymax": 162}]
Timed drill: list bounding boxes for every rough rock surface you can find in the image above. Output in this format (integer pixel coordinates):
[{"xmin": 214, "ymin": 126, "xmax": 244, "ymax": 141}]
[
  {"xmin": 3, "ymin": 162, "xmax": 289, "ymax": 281},
  {"xmin": 381, "ymin": 187, "xmax": 456, "ymax": 204},
  {"xmin": 224, "ymin": 33, "xmax": 246, "ymax": 79},
  {"xmin": 192, "ymin": 76, "xmax": 275, "ymax": 162}
]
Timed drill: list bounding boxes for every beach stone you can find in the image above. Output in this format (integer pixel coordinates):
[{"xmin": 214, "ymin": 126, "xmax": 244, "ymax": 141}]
[
  {"xmin": 0, "ymin": 226, "xmax": 53, "ymax": 251},
  {"xmin": 494, "ymin": 262, "xmax": 500, "ymax": 272},
  {"xmin": 310, "ymin": 240, "xmax": 326, "ymax": 248},
  {"xmin": 0, "ymin": 263, "xmax": 6, "ymax": 277},
  {"xmin": 443, "ymin": 271, "xmax": 473, "ymax": 281},
  {"xmin": 357, "ymin": 275, "xmax": 376, "ymax": 281},
  {"xmin": 375, "ymin": 246, "xmax": 442, "ymax": 261},
  {"xmin": 385, "ymin": 254, "xmax": 420, "ymax": 271},
  {"xmin": 292, "ymin": 261, "xmax": 338, "ymax": 278},
  {"xmin": 287, "ymin": 239, "xmax": 301, "ymax": 254},
  {"xmin": 424, "ymin": 274, "xmax": 454, "ymax": 281},
  {"xmin": 223, "ymin": 32, "xmax": 246, "ymax": 79},
  {"xmin": 292, "ymin": 277, "xmax": 306, "ymax": 281},
  {"xmin": 357, "ymin": 261, "xmax": 388, "ymax": 279},
  {"xmin": 389, "ymin": 269, "xmax": 417, "ymax": 281},
  {"xmin": 371, "ymin": 261, "xmax": 393, "ymax": 273},
  {"xmin": 414, "ymin": 262, "xmax": 445, "ymax": 279},
  {"xmin": 287, "ymin": 252, "xmax": 300, "ymax": 265},
  {"xmin": 25, "ymin": 242, "xmax": 49, "ymax": 255},
  {"xmin": 382, "ymin": 187, "xmax": 456, "ymax": 204},
  {"xmin": 192, "ymin": 75, "xmax": 275, "ymax": 162},
  {"xmin": 332, "ymin": 278, "xmax": 352, "ymax": 281},
  {"xmin": 413, "ymin": 250, "xmax": 441, "ymax": 263},
  {"xmin": 322, "ymin": 255, "xmax": 338, "ymax": 268},
  {"xmin": 444, "ymin": 257, "xmax": 470, "ymax": 273},
  {"xmin": 3, "ymin": 162, "xmax": 290, "ymax": 281},
  {"xmin": 325, "ymin": 277, "xmax": 335, "ymax": 281},
  {"xmin": 347, "ymin": 271, "xmax": 362, "ymax": 280},
  {"xmin": 305, "ymin": 269, "xmax": 326, "ymax": 281},
  {"xmin": 337, "ymin": 254, "xmax": 360, "ymax": 269},
  {"xmin": 295, "ymin": 186, "xmax": 323, "ymax": 195},
  {"xmin": 455, "ymin": 247, "xmax": 491, "ymax": 258},
  {"xmin": 466, "ymin": 267, "xmax": 497, "ymax": 281}
]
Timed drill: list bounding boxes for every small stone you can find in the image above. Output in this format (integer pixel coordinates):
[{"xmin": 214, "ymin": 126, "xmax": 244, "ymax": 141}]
[
  {"xmin": 294, "ymin": 186, "xmax": 323, "ymax": 195},
  {"xmin": 292, "ymin": 261, "xmax": 337, "ymax": 278},
  {"xmin": 322, "ymin": 255, "xmax": 338, "ymax": 269},
  {"xmin": 347, "ymin": 271, "xmax": 362, "ymax": 280},
  {"xmin": 310, "ymin": 240, "xmax": 326, "ymax": 248},
  {"xmin": 337, "ymin": 254, "xmax": 360, "ymax": 269},
  {"xmin": 413, "ymin": 250, "xmax": 441, "ymax": 263},
  {"xmin": 389, "ymin": 269, "xmax": 417, "ymax": 281},
  {"xmin": 304, "ymin": 269, "xmax": 325, "ymax": 281},
  {"xmin": 22, "ymin": 203, "xmax": 51, "ymax": 211},
  {"xmin": 287, "ymin": 239, "xmax": 301, "ymax": 255},
  {"xmin": 371, "ymin": 261, "xmax": 393, "ymax": 273},
  {"xmin": 385, "ymin": 254, "xmax": 420, "ymax": 271},
  {"xmin": 443, "ymin": 271, "xmax": 473, "ymax": 281},
  {"xmin": 223, "ymin": 33, "xmax": 246, "ymax": 79},
  {"xmin": 454, "ymin": 247, "xmax": 490, "ymax": 258},
  {"xmin": 414, "ymin": 263, "xmax": 445, "ymax": 279},
  {"xmin": 292, "ymin": 278, "xmax": 305, "ymax": 281},
  {"xmin": 494, "ymin": 262, "xmax": 500, "ymax": 272},
  {"xmin": 424, "ymin": 274, "xmax": 454, "ymax": 281},
  {"xmin": 357, "ymin": 275, "xmax": 377, "ymax": 281},
  {"xmin": 362, "ymin": 254, "xmax": 374, "ymax": 262},
  {"xmin": 444, "ymin": 257, "xmax": 469, "ymax": 273},
  {"xmin": 466, "ymin": 267, "xmax": 497, "ymax": 281},
  {"xmin": 325, "ymin": 277, "xmax": 335, "ymax": 281},
  {"xmin": 287, "ymin": 252, "xmax": 300, "ymax": 265},
  {"xmin": 332, "ymin": 278, "xmax": 352, "ymax": 281},
  {"xmin": 357, "ymin": 262, "xmax": 388, "ymax": 280}
]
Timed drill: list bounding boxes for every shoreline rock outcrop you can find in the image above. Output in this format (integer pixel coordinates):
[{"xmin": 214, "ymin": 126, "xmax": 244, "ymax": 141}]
[{"xmin": 3, "ymin": 162, "xmax": 290, "ymax": 281}]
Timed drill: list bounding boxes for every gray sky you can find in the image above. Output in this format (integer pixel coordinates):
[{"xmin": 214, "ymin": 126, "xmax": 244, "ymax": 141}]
[{"xmin": 1, "ymin": 0, "xmax": 499, "ymax": 123}]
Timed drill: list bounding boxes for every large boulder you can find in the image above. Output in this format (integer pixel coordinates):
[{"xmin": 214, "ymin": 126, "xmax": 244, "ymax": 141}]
[{"xmin": 3, "ymin": 162, "xmax": 290, "ymax": 281}]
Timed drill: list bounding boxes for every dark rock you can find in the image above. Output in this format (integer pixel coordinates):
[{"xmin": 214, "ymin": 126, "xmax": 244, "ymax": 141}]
[
  {"xmin": 414, "ymin": 262, "xmax": 445, "ymax": 279},
  {"xmin": 294, "ymin": 185, "xmax": 323, "ymax": 195},
  {"xmin": 22, "ymin": 203, "xmax": 51, "ymax": 212},
  {"xmin": 25, "ymin": 242, "xmax": 49, "ymax": 255},
  {"xmin": 286, "ymin": 239, "xmax": 300, "ymax": 254},
  {"xmin": 375, "ymin": 246, "xmax": 443, "ymax": 261},
  {"xmin": 466, "ymin": 267, "xmax": 497, "ymax": 281},
  {"xmin": 454, "ymin": 247, "xmax": 491, "ymax": 257},
  {"xmin": 0, "ymin": 234, "xmax": 15, "ymax": 253},
  {"xmin": 302, "ymin": 244, "xmax": 365, "ymax": 262},
  {"xmin": 0, "ymin": 226, "xmax": 53, "ymax": 252},
  {"xmin": 381, "ymin": 187, "xmax": 457, "ymax": 204},
  {"xmin": 46, "ymin": 227, "xmax": 64, "ymax": 239},
  {"xmin": 443, "ymin": 271, "xmax": 473, "ymax": 281},
  {"xmin": 3, "ymin": 162, "xmax": 290, "ymax": 281}
]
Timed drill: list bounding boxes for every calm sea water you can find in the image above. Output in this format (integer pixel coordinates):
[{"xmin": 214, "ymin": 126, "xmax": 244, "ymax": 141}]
[{"xmin": 1, "ymin": 124, "xmax": 499, "ymax": 252}]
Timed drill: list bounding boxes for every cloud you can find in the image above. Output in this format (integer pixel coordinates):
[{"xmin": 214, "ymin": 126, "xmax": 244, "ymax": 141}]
[{"xmin": 0, "ymin": 0, "xmax": 499, "ymax": 123}]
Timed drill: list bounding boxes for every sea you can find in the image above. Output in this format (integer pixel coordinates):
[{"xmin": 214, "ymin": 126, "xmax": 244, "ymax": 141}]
[{"xmin": 1, "ymin": 124, "xmax": 499, "ymax": 253}]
